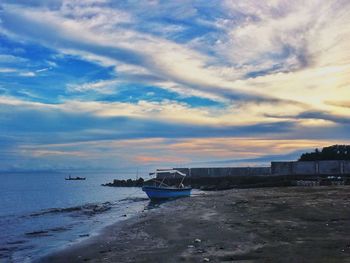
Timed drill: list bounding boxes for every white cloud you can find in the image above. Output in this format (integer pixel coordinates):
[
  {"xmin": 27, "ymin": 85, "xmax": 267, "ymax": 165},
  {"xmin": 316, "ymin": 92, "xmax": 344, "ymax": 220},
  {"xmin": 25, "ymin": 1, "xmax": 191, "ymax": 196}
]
[
  {"xmin": 66, "ymin": 79, "xmax": 119, "ymax": 94},
  {"xmin": 0, "ymin": 54, "xmax": 28, "ymax": 63},
  {"xmin": 36, "ymin": 67, "xmax": 50, "ymax": 73},
  {"xmin": 0, "ymin": 68, "xmax": 17, "ymax": 73},
  {"xmin": 19, "ymin": 71, "xmax": 36, "ymax": 77}
]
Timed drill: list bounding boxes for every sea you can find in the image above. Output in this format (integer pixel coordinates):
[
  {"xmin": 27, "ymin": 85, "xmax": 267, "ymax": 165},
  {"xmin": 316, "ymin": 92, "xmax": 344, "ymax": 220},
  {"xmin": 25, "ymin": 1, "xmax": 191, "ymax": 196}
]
[{"xmin": 0, "ymin": 171, "xmax": 151, "ymax": 262}]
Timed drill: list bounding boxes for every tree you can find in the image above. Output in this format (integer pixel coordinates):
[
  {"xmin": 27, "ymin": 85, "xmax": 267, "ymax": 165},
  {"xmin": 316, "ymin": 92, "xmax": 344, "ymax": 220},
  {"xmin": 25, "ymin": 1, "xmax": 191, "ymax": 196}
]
[{"xmin": 298, "ymin": 145, "xmax": 350, "ymax": 161}]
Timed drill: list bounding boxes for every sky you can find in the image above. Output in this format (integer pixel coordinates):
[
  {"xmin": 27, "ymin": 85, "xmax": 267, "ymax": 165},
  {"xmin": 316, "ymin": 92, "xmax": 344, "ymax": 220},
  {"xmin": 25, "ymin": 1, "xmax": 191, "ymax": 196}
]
[{"xmin": 0, "ymin": 0, "xmax": 350, "ymax": 173}]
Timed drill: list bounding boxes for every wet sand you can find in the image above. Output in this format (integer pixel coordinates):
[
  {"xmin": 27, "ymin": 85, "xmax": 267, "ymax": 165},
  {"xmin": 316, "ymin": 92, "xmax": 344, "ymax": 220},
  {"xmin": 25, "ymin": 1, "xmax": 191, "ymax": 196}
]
[{"xmin": 39, "ymin": 186, "xmax": 350, "ymax": 263}]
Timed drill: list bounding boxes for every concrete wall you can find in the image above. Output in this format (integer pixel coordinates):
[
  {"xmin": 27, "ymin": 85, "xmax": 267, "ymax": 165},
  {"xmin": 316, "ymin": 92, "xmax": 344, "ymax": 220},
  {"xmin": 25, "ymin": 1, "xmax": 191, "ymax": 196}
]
[
  {"xmin": 271, "ymin": 161, "xmax": 350, "ymax": 175},
  {"xmin": 172, "ymin": 167, "xmax": 270, "ymax": 178},
  {"xmin": 318, "ymin": 161, "xmax": 341, "ymax": 175},
  {"xmin": 271, "ymin": 162, "xmax": 293, "ymax": 175},
  {"xmin": 293, "ymin": 162, "xmax": 316, "ymax": 175},
  {"xmin": 344, "ymin": 162, "xmax": 350, "ymax": 174},
  {"xmin": 155, "ymin": 160, "xmax": 350, "ymax": 179}
]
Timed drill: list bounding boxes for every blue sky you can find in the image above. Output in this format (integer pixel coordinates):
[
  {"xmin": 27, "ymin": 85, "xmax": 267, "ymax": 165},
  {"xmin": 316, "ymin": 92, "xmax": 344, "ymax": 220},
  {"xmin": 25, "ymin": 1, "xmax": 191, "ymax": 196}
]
[{"xmin": 1, "ymin": 0, "xmax": 350, "ymax": 172}]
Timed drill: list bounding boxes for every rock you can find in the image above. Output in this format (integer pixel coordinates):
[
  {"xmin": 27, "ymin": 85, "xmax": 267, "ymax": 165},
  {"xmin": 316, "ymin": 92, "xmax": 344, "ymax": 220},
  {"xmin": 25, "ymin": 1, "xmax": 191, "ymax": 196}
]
[
  {"xmin": 203, "ymin": 258, "xmax": 210, "ymax": 262},
  {"xmin": 102, "ymin": 177, "xmax": 145, "ymax": 187},
  {"xmin": 195, "ymin": 238, "xmax": 201, "ymax": 243}
]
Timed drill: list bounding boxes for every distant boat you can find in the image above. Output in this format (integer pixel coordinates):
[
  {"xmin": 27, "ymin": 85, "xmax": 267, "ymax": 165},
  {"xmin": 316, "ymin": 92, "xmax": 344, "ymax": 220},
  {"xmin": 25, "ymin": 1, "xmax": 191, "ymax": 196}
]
[
  {"xmin": 142, "ymin": 169, "xmax": 191, "ymax": 200},
  {"xmin": 65, "ymin": 175, "xmax": 86, "ymax": 180}
]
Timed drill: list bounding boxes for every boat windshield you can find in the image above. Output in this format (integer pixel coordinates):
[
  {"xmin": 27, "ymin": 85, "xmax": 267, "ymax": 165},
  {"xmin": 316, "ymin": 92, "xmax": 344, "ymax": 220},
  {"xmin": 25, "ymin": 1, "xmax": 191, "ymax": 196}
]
[
  {"xmin": 149, "ymin": 169, "xmax": 187, "ymax": 188},
  {"xmin": 152, "ymin": 170, "xmax": 186, "ymax": 177}
]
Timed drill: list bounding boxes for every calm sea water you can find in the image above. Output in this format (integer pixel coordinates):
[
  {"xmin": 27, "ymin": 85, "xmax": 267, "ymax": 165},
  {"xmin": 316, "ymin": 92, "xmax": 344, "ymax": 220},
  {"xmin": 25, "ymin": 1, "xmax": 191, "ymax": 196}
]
[{"xmin": 0, "ymin": 172, "xmax": 150, "ymax": 262}]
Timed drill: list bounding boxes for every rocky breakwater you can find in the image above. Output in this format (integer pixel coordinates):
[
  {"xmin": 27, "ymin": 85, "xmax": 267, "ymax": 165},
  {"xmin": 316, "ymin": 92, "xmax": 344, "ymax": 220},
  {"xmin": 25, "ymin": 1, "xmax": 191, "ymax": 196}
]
[
  {"xmin": 103, "ymin": 174, "xmax": 350, "ymax": 191},
  {"xmin": 146, "ymin": 175, "xmax": 292, "ymax": 191},
  {"xmin": 101, "ymin": 178, "xmax": 144, "ymax": 187},
  {"xmin": 101, "ymin": 175, "xmax": 292, "ymax": 190}
]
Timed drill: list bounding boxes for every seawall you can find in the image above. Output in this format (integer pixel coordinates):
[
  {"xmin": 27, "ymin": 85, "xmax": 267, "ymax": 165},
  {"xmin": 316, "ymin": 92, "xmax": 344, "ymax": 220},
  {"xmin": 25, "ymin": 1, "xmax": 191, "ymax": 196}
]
[
  {"xmin": 271, "ymin": 160, "xmax": 350, "ymax": 175},
  {"xmin": 156, "ymin": 167, "xmax": 271, "ymax": 179}
]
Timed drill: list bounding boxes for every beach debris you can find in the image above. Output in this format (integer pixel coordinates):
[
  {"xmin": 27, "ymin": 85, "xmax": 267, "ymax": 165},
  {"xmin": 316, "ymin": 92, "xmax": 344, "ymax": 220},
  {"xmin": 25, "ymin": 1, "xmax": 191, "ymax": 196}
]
[
  {"xmin": 187, "ymin": 245, "xmax": 195, "ymax": 249},
  {"xmin": 195, "ymin": 238, "xmax": 202, "ymax": 243},
  {"xmin": 203, "ymin": 258, "xmax": 210, "ymax": 262}
]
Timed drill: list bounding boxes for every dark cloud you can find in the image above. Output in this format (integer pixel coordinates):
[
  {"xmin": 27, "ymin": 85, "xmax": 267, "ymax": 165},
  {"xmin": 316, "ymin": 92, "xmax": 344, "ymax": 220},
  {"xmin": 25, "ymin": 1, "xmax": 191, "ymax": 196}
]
[
  {"xmin": 266, "ymin": 110, "xmax": 350, "ymax": 125},
  {"xmin": 245, "ymin": 45, "xmax": 311, "ymax": 78},
  {"xmin": 325, "ymin": 100, "xmax": 350, "ymax": 109},
  {"xmin": 298, "ymin": 111, "xmax": 350, "ymax": 124}
]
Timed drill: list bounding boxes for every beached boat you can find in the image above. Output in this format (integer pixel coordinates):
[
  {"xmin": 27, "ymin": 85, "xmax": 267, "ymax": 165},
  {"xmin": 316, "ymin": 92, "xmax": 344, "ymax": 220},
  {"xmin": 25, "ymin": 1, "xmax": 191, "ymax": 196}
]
[
  {"xmin": 65, "ymin": 175, "xmax": 86, "ymax": 180},
  {"xmin": 142, "ymin": 169, "xmax": 192, "ymax": 200}
]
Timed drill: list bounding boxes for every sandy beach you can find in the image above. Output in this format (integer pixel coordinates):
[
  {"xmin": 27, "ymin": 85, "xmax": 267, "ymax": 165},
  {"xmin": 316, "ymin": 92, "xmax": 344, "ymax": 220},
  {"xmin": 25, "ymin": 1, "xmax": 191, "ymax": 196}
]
[{"xmin": 39, "ymin": 186, "xmax": 350, "ymax": 263}]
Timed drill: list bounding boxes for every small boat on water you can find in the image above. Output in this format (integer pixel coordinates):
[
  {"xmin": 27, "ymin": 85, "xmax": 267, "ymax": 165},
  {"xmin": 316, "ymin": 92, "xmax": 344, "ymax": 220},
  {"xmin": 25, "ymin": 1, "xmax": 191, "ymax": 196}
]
[
  {"xmin": 65, "ymin": 175, "xmax": 86, "ymax": 180},
  {"xmin": 142, "ymin": 169, "xmax": 192, "ymax": 200}
]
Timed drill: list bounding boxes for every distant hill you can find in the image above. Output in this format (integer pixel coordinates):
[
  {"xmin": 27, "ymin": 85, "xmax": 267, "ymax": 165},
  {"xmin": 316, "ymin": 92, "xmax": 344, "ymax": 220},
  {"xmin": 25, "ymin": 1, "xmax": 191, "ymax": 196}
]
[{"xmin": 299, "ymin": 145, "xmax": 350, "ymax": 161}]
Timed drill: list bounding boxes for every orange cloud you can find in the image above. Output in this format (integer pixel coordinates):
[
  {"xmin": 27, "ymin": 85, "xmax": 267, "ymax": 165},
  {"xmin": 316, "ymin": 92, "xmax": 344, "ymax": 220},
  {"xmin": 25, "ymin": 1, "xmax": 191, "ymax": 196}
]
[
  {"xmin": 134, "ymin": 155, "xmax": 188, "ymax": 164},
  {"xmin": 168, "ymin": 138, "xmax": 350, "ymax": 159}
]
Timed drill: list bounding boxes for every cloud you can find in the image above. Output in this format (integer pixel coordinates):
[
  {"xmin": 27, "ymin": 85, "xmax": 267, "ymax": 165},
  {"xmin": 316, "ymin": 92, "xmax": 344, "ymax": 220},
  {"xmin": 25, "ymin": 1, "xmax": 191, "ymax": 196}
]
[
  {"xmin": 297, "ymin": 111, "xmax": 350, "ymax": 124},
  {"xmin": 18, "ymin": 71, "xmax": 36, "ymax": 77},
  {"xmin": 134, "ymin": 155, "xmax": 188, "ymax": 165},
  {"xmin": 0, "ymin": 68, "xmax": 17, "ymax": 73},
  {"xmin": 325, "ymin": 100, "xmax": 350, "ymax": 109},
  {"xmin": 66, "ymin": 79, "xmax": 119, "ymax": 94},
  {"xmin": 265, "ymin": 110, "xmax": 350, "ymax": 125},
  {"xmin": 0, "ymin": 54, "xmax": 28, "ymax": 63},
  {"xmin": 6, "ymin": 135, "xmax": 349, "ymax": 171},
  {"xmin": 0, "ymin": 2, "xmax": 298, "ymax": 105},
  {"xmin": 0, "ymin": 1, "xmax": 350, "ymax": 171},
  {"xmin": 36, "ymin": 67, "xmax": 50, "ymax": 73},
  {"xmin": 0, "ymin": 96, "xmax": 295, "ymax": 140}
]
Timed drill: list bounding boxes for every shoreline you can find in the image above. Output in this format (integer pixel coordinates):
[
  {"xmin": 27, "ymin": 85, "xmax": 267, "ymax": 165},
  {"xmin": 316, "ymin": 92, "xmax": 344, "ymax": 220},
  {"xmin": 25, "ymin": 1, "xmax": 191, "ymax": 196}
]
[
  {"xmin": 36, "ymin": 197, "xmax": 178, "ymax": 263},
  {"xmin": 31, "ymin": 198, "xmax": 151, "ymax": 263},
  {"xmin": 1, "ymin": 188, "xmax": 148, "ymax": 262},
  {"xmin": 39, "ymin": 186, "xmax": 350, "ymax": 262}
]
